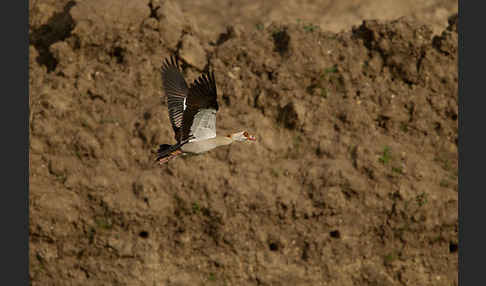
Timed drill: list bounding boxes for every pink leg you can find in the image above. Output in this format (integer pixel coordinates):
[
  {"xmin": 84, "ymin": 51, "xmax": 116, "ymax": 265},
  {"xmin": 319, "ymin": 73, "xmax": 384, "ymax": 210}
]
[{"xmin": 158, "ymin": 150, "xmax": 183, "ymax": 165}]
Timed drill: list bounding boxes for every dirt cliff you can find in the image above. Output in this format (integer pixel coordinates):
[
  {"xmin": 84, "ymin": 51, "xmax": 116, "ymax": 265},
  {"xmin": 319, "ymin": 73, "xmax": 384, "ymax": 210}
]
[{"xmin": 30, "ymin": 1, "xmax": 458, "ymax": 285}]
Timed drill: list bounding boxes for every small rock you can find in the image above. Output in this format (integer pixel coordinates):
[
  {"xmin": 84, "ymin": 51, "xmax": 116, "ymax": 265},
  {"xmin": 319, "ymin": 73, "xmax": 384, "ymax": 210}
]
[
  {"xmin": 29, "ymin": 45, "xmax": 40, "ymax": 69},
  {"xmin": 48, "ymin": 159, "xmax": 66, "ymax": 177},
  {"xmin": 92, "ymin": 175, "xmax": 110, "ymax": 189},
  {"xmin": 108, "ymin": 236, "xmax": 133, "ymax": 257},
  {"xmin": 30, "ymin": 137, "xmax": 46, "ymax": 154},
  {"xmin": 49, "ymin": 42, "xmax": 75, "ymax": 64},
  {"xmin": 75, "ymin": 130, "xmax": 102, "ymax": 159},
  {"xmin": 179, "ymin": 35, "xmax": 207, "ymax": 70},
  {"xmin": 143, "ymin": 18, "xmax": 158, "ymax": 30},
  {"xmin": 44, "ymin": 90, "xmax": 73, "ymax": 117},
  {"xmin": 278, "ymin": 101, "xmax": 306, "ymax": 129},
  {"xmin": 444, "ymin": 141, "xmax": 457, "ymax": 154},
  {"xmin": 157, "ymin": 0, "xmax": 185, "ymax": 50}
]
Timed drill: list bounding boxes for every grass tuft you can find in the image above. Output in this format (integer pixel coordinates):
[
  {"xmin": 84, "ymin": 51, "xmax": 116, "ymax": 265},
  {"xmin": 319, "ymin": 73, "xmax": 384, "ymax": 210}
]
[{"xmin": 379, "ymin": 146, "xmax": 392, "ymax": 165}]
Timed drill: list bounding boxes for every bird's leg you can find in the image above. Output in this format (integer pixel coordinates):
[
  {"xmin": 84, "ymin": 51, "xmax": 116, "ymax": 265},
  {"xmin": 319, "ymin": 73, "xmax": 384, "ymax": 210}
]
[{"xmin": 157, "ymin": 149, "xmax": 183, "ymax": 165}]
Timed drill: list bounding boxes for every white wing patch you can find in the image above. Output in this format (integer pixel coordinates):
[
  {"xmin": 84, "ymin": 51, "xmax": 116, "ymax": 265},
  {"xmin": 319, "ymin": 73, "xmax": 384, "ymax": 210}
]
[
  {"xmin": 183, "ymin": 97, "xmax": 187, "ymax": 111},
  {"xmin": 189, "ymin": 109, "xmax": 217, "ymax": 142}
]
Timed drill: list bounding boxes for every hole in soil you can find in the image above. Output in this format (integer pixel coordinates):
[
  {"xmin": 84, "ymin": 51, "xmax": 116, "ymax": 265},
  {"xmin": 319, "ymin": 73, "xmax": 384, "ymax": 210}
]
[
  {"xmin": 434, "ymin": 122, "xmax": 442, "ymax": 133},
  {"xmin": 267, "ymin": 71, "xmax": 274, "ymax": 81},
  {"xmin": 330, "ymin": 230, "xmax": 341, "ymax": 239},
  {"xmin": 269, "ymin": 242, "xmax": 279, "ymax": 251},
  {"xmin": 143, "ymin": 111, "xmax": 151, "ymax": 120},
  {"xmin": 148, "ymin": 2, "xmax": 160, "ymax": 20},
  {"xmin": 272, "ymin": 29, "xmax": 290, "ymax": 56},
  {"xmin": 110, "ymin": 46, "xmax": 125, "ymax": 64},
  {"xmin": 30, "ymin": 1, "xmax": 76, "ymax": 72},
  {"xmin": 278, "ymin": 102, "xmax": 298, "ymax": 129},
  {"xmin": 449, "ymin": 242, "xmax": 458, "ymax": 253},
  {"xmin": 216, "ymin": 26, "xmax": 234, "ymax": 46},
  {"xmin": 139, "ymin": 231, "xmax": 149, "ymax": 239},
  {"xmin": 301, "ymin": 241, "xmax": 310, "ymax": 261},
  {"xmin": 222, "ymin": 94, "xmax": 231, "ymax": 106}
]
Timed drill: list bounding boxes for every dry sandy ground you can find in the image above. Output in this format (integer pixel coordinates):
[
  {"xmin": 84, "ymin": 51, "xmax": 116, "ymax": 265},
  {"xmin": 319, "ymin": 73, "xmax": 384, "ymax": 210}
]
[
  {"xmin": 29, "ymin": 0, "xmax": 458, "ymax": 285},
  {"xmin": 178, "ymin": 0, "xmax": 457, "ymax": 39}
]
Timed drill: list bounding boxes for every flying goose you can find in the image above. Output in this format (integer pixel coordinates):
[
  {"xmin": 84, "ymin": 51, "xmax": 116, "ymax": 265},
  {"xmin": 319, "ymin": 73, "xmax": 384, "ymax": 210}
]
[{"xmin": 156, "ymin": 56, "xmax": 256, "ymax": 164}]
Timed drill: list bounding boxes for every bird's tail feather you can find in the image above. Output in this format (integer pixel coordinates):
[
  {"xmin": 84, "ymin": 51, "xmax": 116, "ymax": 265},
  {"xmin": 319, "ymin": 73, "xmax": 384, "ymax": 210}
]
[
  {"xmin": 155, "ymin": 141, "xmax": 188, "ymax": 164},
  {"xmin": 155, "ymin": 137, "xmax": 193, "ymax": 164},
  {"xmin": 156, "ymin": 144, "xmax": 173, "ymax": 160}
]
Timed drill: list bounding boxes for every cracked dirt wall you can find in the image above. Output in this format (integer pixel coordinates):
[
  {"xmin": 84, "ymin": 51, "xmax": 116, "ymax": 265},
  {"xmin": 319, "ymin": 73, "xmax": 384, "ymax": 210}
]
[{"xmin": 29, "ymin": 0, "xmax": 458, "ymax": 285}]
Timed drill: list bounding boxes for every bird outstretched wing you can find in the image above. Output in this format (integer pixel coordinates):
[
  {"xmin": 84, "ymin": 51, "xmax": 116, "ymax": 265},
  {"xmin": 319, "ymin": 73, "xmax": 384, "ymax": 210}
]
[
  {"xmin": 180, "ymin": 71, "xmax": 219, "ymax": 142},
  {"xmin": 161, "ymin": 56, "xmax": 189, "ymax": 141}
]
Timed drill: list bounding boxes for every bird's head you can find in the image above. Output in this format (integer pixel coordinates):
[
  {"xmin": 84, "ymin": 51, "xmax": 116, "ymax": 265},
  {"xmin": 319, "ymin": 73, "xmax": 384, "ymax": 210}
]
[{"xmin": 228, "ymin": 131, "xmax": 256, "ymax": 142}]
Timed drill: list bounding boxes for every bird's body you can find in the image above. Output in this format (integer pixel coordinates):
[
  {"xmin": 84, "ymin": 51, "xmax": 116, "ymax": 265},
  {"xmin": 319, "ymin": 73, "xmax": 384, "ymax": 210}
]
[
  {"xmin": 156, "ymin": 56, "xmax": 255, "ymax": 164},
  {"xmin": 181, "ymin": 136, "xmax": 232, "ymax": 154}
]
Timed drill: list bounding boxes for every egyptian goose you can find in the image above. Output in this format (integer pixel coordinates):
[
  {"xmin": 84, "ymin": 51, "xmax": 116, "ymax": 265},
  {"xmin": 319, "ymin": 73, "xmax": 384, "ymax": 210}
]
[{"xmin": 156, "ymin": 56, "xmax": 256, "ymax": 164}]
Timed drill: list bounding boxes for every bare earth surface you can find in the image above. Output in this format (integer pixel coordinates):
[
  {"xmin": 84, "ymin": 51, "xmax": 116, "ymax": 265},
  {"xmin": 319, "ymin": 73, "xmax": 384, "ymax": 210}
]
[{"xmin": 29, "ymin": 0, "xmax": 458, "ymax": 285}]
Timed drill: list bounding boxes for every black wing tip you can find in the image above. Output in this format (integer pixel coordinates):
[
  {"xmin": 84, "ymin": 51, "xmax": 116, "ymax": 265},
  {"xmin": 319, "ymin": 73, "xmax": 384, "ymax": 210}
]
[
  {"xmin": 189, "ymin": 68, "xmax": 219, "ymax": 110},
  {"xmin": 155, "ymin": 143, "xmax": 175, "ymax": 161},
  {"xmin": 192, "ymin": 68, "xmax": 216, "ymax": 90},
  {"xmin": 162, "ymin": 55, "xmax": 181, "ymax": 72}
]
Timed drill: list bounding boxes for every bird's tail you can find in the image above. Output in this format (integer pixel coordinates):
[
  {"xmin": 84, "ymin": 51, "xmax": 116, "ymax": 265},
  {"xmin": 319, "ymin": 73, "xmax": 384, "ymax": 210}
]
[{"xmin": 155, "ymin": 137, "xmax": 193, "ymax": 164}]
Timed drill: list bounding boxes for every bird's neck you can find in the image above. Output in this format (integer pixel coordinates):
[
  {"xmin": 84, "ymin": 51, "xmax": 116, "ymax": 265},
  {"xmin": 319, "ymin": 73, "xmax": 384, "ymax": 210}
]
[
  {"xmin": 203, "ymin": 132, "xmax": 242, "ymax": 149},
  {"xmin": 213, "ymin": 131, "xmax": 244, "ymax": 146},
  {"xmin": 216, "ymin": 134, "xmax": 235, "ymax": 146}
]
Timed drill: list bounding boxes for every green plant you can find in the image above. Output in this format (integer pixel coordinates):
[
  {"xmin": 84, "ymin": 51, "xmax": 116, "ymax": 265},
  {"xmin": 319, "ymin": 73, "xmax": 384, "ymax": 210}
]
[
  {"xmin": 400, "ymin": 122, "xmax": 409, "ymax": 132},
  {"xmin": 392, "ymin": 166, "xmax": 403, "ymax": 174},
  {"xmin": 271, "ymin": 26, "xmax": 283, "ymax": 37},
  {"xmin": 416, "ymin": 192, "xmax": 428, "ymax": 207},
  {"xmin": 319, "ymin": 88, "xmax": 328, "ymax": 98},
  {"xmin": 324, "ymin": 66, "xmax": 338, "ymax": 74},
  {"xmin": 440, "ymin": 179, "xmax": 450, "ymax": 188},
  {"xmin": 384, "ymin": 252, "xmax": 397, "ymax": 264},
  {"xmin": 56, "ymin": 174, "xmax": 67, "ymax": 183},
  {"xmin": 296, "ymin": 18, "xmax": 319, "ymax": 32},
  {"xmin": 431, "ymin": 234, "xmax": 443, "ymax": 243},
  {"xmin": 303, "ymin": 23, "xmax": 318, "ymax": 32},
  {"xmin": 100, "ymin": 118, "xmax": 118, "ymax": 124},
  {"xmin": 271, "ymin": 168, "xmax": 280, "ymax": 177},
  {"xmin": 434, "ymin": 155, "xmax": 453, "ymax": 172},
  {"xmin": 442, "ymin": 160, "xmax": 451, "ymax": 171},
  {"xmin": 95, "ymin": 217, "xmax": 113, "ymax": 230},
  {"xmin": 192, "ymin": 202, "xmax": 200, "ymax": 214},
  {"xmin": 208, "ymin": 273, "xmax": 216, "ymax": 281},
  {"xmin": 256, "ymin": 23, "xmax": 264, "ymax": 31},
  {"xmin": 379, "ymin": 146, "xmax": 392, "ymax": 165}
]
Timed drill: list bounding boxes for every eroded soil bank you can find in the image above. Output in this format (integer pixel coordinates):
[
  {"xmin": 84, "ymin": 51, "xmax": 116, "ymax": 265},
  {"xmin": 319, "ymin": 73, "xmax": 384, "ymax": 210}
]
[{"xmin": 30, "ymin": 1, "xmax": 458, "ymax": 285}]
